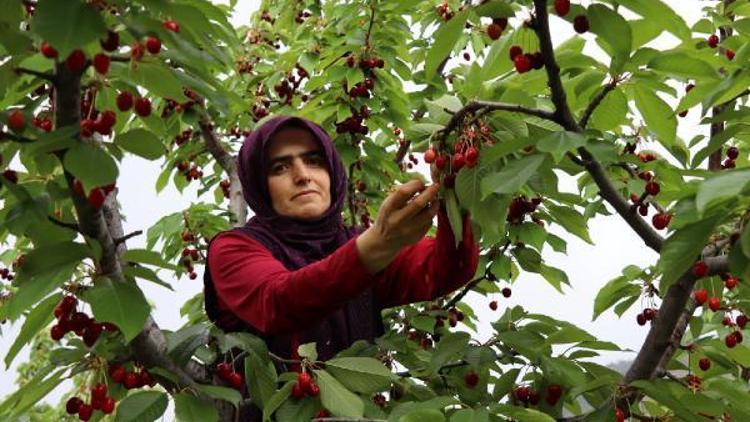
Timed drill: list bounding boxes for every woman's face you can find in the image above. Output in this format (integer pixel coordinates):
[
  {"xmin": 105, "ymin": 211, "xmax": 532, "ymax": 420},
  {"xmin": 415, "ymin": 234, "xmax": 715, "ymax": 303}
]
[{"xmin": 265, "ymin": 127, "xmax": 332, "ymax": 220}]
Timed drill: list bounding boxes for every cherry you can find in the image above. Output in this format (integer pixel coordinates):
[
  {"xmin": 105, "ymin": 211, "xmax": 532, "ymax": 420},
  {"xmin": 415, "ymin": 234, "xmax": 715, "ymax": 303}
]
[
  {"xmin": 530, "ymin": 52, "xmax": 545, "ymax": 69},
  {"xmin": 291, "ymin": 382, "xmax": 305, "ymax": 399},
  {"xmin": 39, "ymin": 118, "xmax": 52, "ymax": 132},
  {"xmin": 93, "ymin": 54, "xmax": 110, "ymax": 75},
  {"xmin": 88, "ymin": 188, "xmax": 106, "ymax": 209},
  {"xmin": 643, "ymin": 308, "xmax": 656, "ymax": 321},
  {"xmin": 217, "ymin": 362, "xmax": 232, "ymax": 379},
  {"xmin": 726, "ymin": 332, "xmax": 738, "ymax": 348},
  {"xmin": 40, "ymin": 42, "xmax": 58, "ymax": 59},
  {"xmin": 737, "ymin": 314, "xmax": 748, "ymax": 329},
  {"xmin": 146, "ymin": 37, "xmax": 162, "ymax": 54},
  {"xmin": 110, "ymin": 366, "xmax": 126, "ymax": 383},
  {"xmin": 50, "ymin": 324, "xmax": 65, "ymax": 340},
  {"xmin": 65, "ymin": 49, "xmax": 87, "ymax": 74},
  {"xmin": 308, "ymin": 383, "xmax": 320, "ymax": 396},
  {"xmin": 83, "ymin": 322, "xmax": 102, "ymax": 346},
  {"xmin": 435, "ymin": 155, "xmax": 448, "ymax": 170},
  {"xmin": 464, "ymin": 371, "xmax": 479, "ymax": 388},
  {"xmin": 573, "ymin": 15, "xmax": 589, "ymax": 33},
  {"xmin": 692, "ymin": 261, "xmax": 709, "ymax": 278},
  {"xmin": 489, "ymin": 300, "xmax": 498, "ymax": 310},
  {"xmin": 493, "ymin": 17, "xmax": 508, "ymax": 30},
  {"xmin": 645, "ymin": 181, "xmax": 660, "ymax": 196},
  {"xmin": 92, "ymin": 383, "xmax": 107, "ymax": 400},
  {"xmin": 424, "ymin": 148, "xmax": 437, "ymax": 164},
  {"xmin": 727, "ymin": 146, "xmax": 739, "ymax": 159},
  {"xmin": 298, "ymin": 372, "xmax": 313, "ymax": 392},
  {"xmin": 131, "ymin": 41, "xmax": 145, "ymax": 60},
  {"xmin": 708, "ymin": 297, "xmax": 721, "ymax": 312},
  {"xmin": 707, "ymin": 34, "xmax": 719, "ymax": 48},
  {"xmin": 638, "ymin": 204, "xmax": 649, "ymax": 216},
  {"xmin": 101, "ymin": 397, "xmax": 116, "ymax": 414},
  {"xmin": 2, "ymin": 169, "xmax": 18, "ymax": 184},
  {"xmin": 452, "ymin": 152, "xmax": 465, "ymax": 170},
  {"xmin": 699, "ymin": 357, "xmax": 711, "ymax": 371},
  {"xmin": 8, "ymin": 110, "xmax": 25, "ymax": 132},
  {"xmin": 116, "ymin": 91, "xmax": 134, "ymax": 111},
  {"xmin": 615, "ymin": 407, "xmax": 625, "ymax": 422},
  {"xmin": 66, "ymin": 397, "xmax": 83, "ymax": 414},
  {"xmin": 513, "ymin": 54, "xmax": 532, "ymax": 73},
  {"xmin": 651, "ymin": 213, "xmax": 670, "ymax": 230},
  {"xmin": 78, "ymin": 404, "xmax": 93, "ymax": 421},
  {"xmin": 547, "ymin": 383, "xmax": 562, "ymax": 399},
  {"xmin": 725, "ymin": 49, "xmax": 735, "ymax": 60},
  {"xmin": 100, "ymin": 30, "xmax": 120, "ymax": 51},
  {"xmin": 373, "ymin": 393, "xmax": 386, "ymax": 407},
  {"xmin": 636, "ymin": 313, "xmax": 646, "ymax": 326},
  {"xmin": 509, "ymin": 45, "xmax": 523, "ymax": 60},
  {"xmin": 554, "ymin": 0, "xmax": 570, "ymax": 17},
  {"xmin": 140, "ymin": 370, "xmax": 156, "ymax": 387},
  {"xmin": 228, "ymin": 372, "xmax": 243, "ymax": 389},
  {"xmin": 135, "ymin": 97, "xmax": 152, "ymax": 117},
  {"xmin": 163, "ymin": 20, "xmax": 180, "ymax": 32},
  {"xmin": 514, "ymin": 386, "xmax": 530, "ymax": 403},
  {"xmin": 693, "ymin": 288, "xmax": 708, "ymax": 305},
  {"xmin": 725, "ymin": 276, "xmax": 737, "ymax": 289},
  {"xmin": 528, "ymin": 389, "xmax": 541, "ymax": 405},
  {"xmin": 124, "ymin": 372, "xmax": 139, "ymax": 389},
  {"xmin": 502, "ymin": 287, "xmax": 512, "ymax": 298},
  {"xmin": 487, "ymin": 23, "xmax": 503, "ymax": 40},
  {"xmin": 465, "ymin": 146, "xmax": 478, "ymax": 167},
  {"xmin": 356, "ymin": 181, "xmax": 366, "ymax": 192},
  {"xmin": 315, "ymin": 410, "xmax": 331, "ymax": 418}
]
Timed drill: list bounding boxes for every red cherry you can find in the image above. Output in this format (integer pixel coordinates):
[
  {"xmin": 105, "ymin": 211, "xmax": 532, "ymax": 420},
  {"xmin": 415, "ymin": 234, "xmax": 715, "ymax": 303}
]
[
  {"xmin": 291, "ymin": 382, "xmax": 305, "ymax": 399},
  {"xmin": 424, "ymin": 148, "xmax": 437, "ymax": 164},
  {"xmin": 489, "ymin": 300, "xmax": 498, "ymax": 311},
  {"xmin": 547, "ymin": 384, "xmax": 562, "ymax": 399},
  {"xmin": 110, "ymin": 366, "xmax": 126, "ymax": 383},
  {"xmin": 146, "ymin": 37, "xmax": 162, "ymax": 54},
  {"xmin": 39, "ymin": 118, "xmax": 52, "ymax": 132},
  {"xmin": 493, "ymin": 17, "xmax": 508, "ymax": 30},
  {"xmin": 134, "ymin": 97, "xmax": 152, "ymax": 117},
  {"xmin": 726, "ymin": 332, "xmax": 738, "ymax": 348},
  {"xmin": 2, "ymin": 169, "xmax": 18, "ymax": 184},
  {"xmin": 725, "ymin": 276, "xmax": 737, "ymax": 289},
  {"xmin": 465, "ymin": 146, "xmax": 478, "ymax": 167},
  {"xmin": 636, "ymin": 313, "xmax": 646, "ymax": 326},
  {"xmin": 307, "ymin": 383, "xmax": 320, "ymax": 396},
  {"xmin": 554, "ymin": 0, "xmax": 571, "ymax": 17},
  {"xmin": 652, "ymin": 213, "xmax": 671, "ymax": 230},
  {"xmin": 40, "ymin": 42, "xmax": 58, "ymax": 59},
  {"xmin": 8, "ymin": 110, "xmax": 26, "ymax": 132},
  {"xmin": 708, "ymin": 34, "xmax": 719, "ymax": 48},
  {"xmin": 91, "ymin": 383, "xmax": 108, "ymax": 400},
  {"xmin": 140, "ymin": 369, "xmax": 156, "ymax": 387},
  {"xmin": 514, "ymin": 54, "xmax": 533, "ymax": 73},
  {"xmin": 88, "ymin": 188, "xmax": 107, "ymax": 209},
  {"xmin": 297, "ymin": 372, "xmax": 313, "ymax": 392},
  {"xmin": 509, "ymin": 45, "xmax": 523, "ymax": 60},
  {"xmin": 315, "ymin": 410, "xmax": 331, "ymax": 418},
  {"xmin": 643, "ymin": 308, "xmax": 656, "ymax": 321},
  {"xmin": 725, "ymin": 49, "xmax": 736, "ymax": 60},
  {"xmin": 228, "ymin": 372, "xmax": 243, "ymax": 390},
  {"xmin": 78, "ymin": 404, "xmax": 93, "ymax": 421},
  {"xmin": 435, "ymin": 155, "xmax": 448, "ymax": 170},
  {"xmin": 101, "ymin": 397, "xmax": 115, "ymax": 414},
  {"xmin": 737, "ymin": 314, "xmax": 748, "ymax": 329},
  {"xmin": 487, "ymin": 23, "xmax": 503, "ymax": 40},
  {"xmin": 131, "ymin": 42, "xmax": 145, "ymax": 60},
  {"xmin": 615, "ymin": 407, "xmax": 625, "ymax": 422},
  {"xmin": 83, "ymin": 322, "xmax": 102, "ymax": 346},
  {"xmin": 514, "ymin": 386, "xmax": 530, "ymax": 403},
  {"xmin": 708, "ymin": 297, "xmax": 721, "ymax": 312},
  {"xmin": 163, "ymin": 20, "xmax": 180, "ymax": 32},
  {"xmin": 217, "ymin": 362, "xmax": 232, "ymax": 379},
  {"xmin": 50, "ymin": 324, "xmax": 65, "ymax": 340},
  {"xmin": 116, "ymin": 91, "xmax": 133, "ymax": 112},
  {"xmin": 66, "ymin": 397, "xmax": 83, "ymax": 415},
  {"xmin": 645, "ymin": 181, "xmax": 660, "ymax": 196},
  {"xmin": 727, "ymin": 146, "xmax": 739, "ymax": 159},
  {"xmin": 699, "ymin": 357, "xmax": 711, "ymax": 371},
  {"xmin": 452, "ymin": 152, "xmax": 465, "ymax": 170},
  {"xmin": 65, "ymin": 49, "xmax": 87, "ymax": 74},
  {"xmin": 573, "ymin": 15, "xmax": 589, "ymax": 33},
  {"xmin": 100, "ymin": 30, "xmax": 120, "ymax": 52},
  {"xmin": 502, "ymin": 287, "xmax": 512, "ymax": 298},
  {"xmin": 692, "ymin": 261, "xmax": 709, "ymax": 278},
  {"xmin": 93, "ymin": 54, "xmax": 110, "ymax": 75},
  {"xmin": 124, "ymin": 372, "xmax": 139, "ymax": 389},
  {"xmin": 693, "ymin": 288, "xmax": 708, "ymax": 305},
  {"xmin": 464, "ymin": 371, "xmax": 479, "ymax": 387}
]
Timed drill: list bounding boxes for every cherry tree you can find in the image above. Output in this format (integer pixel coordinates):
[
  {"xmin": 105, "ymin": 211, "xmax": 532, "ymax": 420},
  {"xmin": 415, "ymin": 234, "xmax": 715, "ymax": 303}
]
[{"xmin": 0, "ymin": 0, "xmax": 748, "ymax": 421}]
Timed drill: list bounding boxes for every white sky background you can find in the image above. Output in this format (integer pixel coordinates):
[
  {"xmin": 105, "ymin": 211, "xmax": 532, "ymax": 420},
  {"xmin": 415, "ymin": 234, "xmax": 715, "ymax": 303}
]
[{"xmin": 0, "ymin": 0, "xmax": 719, "ymax": 405}]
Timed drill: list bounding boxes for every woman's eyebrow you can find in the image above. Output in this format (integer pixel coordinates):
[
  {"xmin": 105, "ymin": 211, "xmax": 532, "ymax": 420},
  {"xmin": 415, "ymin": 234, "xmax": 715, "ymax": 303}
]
[{"xmin": 268, "ymin": 150, "xmax": 324, "ymax": 166}]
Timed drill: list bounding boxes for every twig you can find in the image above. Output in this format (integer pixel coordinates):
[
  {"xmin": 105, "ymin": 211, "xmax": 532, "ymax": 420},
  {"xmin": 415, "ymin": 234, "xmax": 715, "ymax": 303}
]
[
  {"xmin": 47, "ymin": 216, "xmax": 80, "ymax": 232},
  {"xmin": 579, "ymin": 78, "xmax": 620, "ymax": 129},
  {"xmin": 0, "ymin": 132, "xmax": 36, "ymax": 143},
  {"xmin": 364, "ymin": 1, "xmax": 376, "ymax": 48},
  {"xmin": 442, "ymin": 240, "xmax": 511, "ymax": 310},
  {"xmin": 113, "ymin": 230, "xmax": 143, "ymax": 246},
  {"xmin": 14, "ymin": 67, "xmax": 55, "ymax": 82},
  {"xmin": 395, "ymin": 360, "xmax": 468, "ymax": 377},
  {"xmin": 268, "ymin": 352, "xmax": 300, "ymax": 365}
]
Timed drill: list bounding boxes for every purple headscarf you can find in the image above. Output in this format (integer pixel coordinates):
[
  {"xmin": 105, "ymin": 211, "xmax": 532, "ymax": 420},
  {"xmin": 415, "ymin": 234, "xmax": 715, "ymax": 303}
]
[{"xmin": 236, "ymin": 115, "xmax": 363, "ymax": 269}]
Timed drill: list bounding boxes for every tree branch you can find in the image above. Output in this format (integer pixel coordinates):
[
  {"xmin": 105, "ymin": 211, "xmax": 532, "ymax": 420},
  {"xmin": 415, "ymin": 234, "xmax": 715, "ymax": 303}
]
[
  {"xmin": 47, "ymin": 216, "xmax": 80, "ymax": 232},
  {"xmin": 113, "ymin": 230, "xmax": 143, "ymax": 246},
  {"xmin": 14, "ymin": 67, "xmax": 55, "ymax": 82},
  {"xmin": 579, "ymin": 78, "xmax": 620, "ymax": 129},
  {"xmin": 0, "ymin": 132, "xmax": 37, "ymax": 143}
]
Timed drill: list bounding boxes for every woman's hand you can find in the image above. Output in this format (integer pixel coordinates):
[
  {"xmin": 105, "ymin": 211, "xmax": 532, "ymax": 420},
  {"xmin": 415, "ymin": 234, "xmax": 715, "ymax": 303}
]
[{"xmin": 356, "ymin": 179, "xmax": 441, "ymax": 275}]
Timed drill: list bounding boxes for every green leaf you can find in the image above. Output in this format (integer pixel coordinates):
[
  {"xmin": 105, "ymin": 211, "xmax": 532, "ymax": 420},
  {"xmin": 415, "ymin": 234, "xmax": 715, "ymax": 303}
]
[
  {"xmin": 124, "ymin": 249, "xmax": 181, "ymax": 271},
  {"xmin": 6, "ymin": 368, "xmax": 67, "ymax": 418},
  {"xmin": 400, "ymin": 409, "xmax": 446, "ymax": 422},
  {"xmin": 5, "ymin": 293, "xmax": 59, "ymax": 368},
  {"xmin": 31, "ymin": 0, "xmax": 107, "ymax": 57},
  {"xmin": 589, "ymin": 88, "xmax": 628, "ymax": 131},
  {"xmin": 116, "ymin": 129, "xmax": 167, "ymax": 160},
  {"xmin": 430, "ymin": 332, "xmax": 471, "ymax": 372},
  {"xmin": 174, "ymin": 393, "xmax": 218, "ymax": 422},
  {"xmin": 587, "ymin": 4, "xmax": 632, "ymax": 71},
  {"xmin": 536, "ymin": 131, "xmax": 587, "ymax": 163},
  {"xmin": 630, "ymin": 379, "xmax": 702, "ymax": 422},
  {"xmin": 115, "ymin": 391, "xmax": 168, "ymax": 422},
  {"xmin": 695, "ymin": 170, "xmax": 750, "ymax": 215},
  {"xmin": 545, "ymin": 326, "xmax": 596, "ymax": 346},
  {"xmin": 127, "ymin": 63, "xmax": 190, "ymax": 102},
  {"xmin": 314, "ymin": 369, "xmax": 364, "ymax": 418},
  {"xmin": 648, "ymin": 52, "xmax": 719, "ymax": 80},
  {"xmin": 546, "ymin": 204, "xmax": 593, "ymax": 244},
  {"xmin": 491, "ymin": 404, "xmax": 555, "ymax": 422},
  {"xmin": 167, "ymin": 323, "xmax": 209, "ymax": 366},
  {"xmin": 616, "ymin": 0, "xmax": 691, "ymax": 41},
  {"xmin": 83, "ymin": 277, "xmax": 151, "ymax": 342},
  {"xmin": 445, "ymin": 189, "xmax": 463, "ymax": 248},
  {"xmin": 297, "ymin": 342, "xmax": 317, "ymax": 361},
  {"xmin": 633, "ymin": 85, "xmax": 676, "ymax": 145},
  {"xmin": 481, "ymin": 155, "xmax": 546, "ymax": 198},
  {"xmin": 244, "ymin": 349, "xmax": 277, "ymax": 409},
  {"xmin": 657, "ymin": 215, "xmax": 721, "ymax": 290},
  {"xmin": 195, "ymin": 384, "xmax": 242, "ymax": 408},
  {"xmin": 741, "ymin": 223, "xmax": 750, "ymax": 258},
  {"xmin": 63, "ymin": 142, "xmax": 119, "ymax": 193},
  {"xmin": 262, "ymin": 380, "xmax": 294, "ymax": 421},
  {"xmin": 18, "ymin": 241, "xmax": 90, "ymax": 278},
  {"xmin": 425, "ymin": 11, "xmax": 469, "ymax": 78},
  {"xmin": 593, "ymin": 276, "xmax": 640, "ymax": 320},
  {"xmin": 326, "ymin": 357, "xmax": 396, "ymax": 394}
]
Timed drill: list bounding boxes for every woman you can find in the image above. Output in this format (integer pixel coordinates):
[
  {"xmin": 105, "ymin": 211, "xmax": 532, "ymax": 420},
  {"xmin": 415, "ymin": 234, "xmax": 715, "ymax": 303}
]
[{"xmin": 204, "ymin": 115, "xmax": 479, "ymax": 368}]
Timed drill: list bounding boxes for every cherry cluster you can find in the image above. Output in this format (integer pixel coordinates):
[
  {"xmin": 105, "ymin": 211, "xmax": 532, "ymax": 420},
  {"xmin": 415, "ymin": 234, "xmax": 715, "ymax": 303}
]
[
  {"xmin": 691, "ymin": 265, "xmax": 746, "ymax": 349},
  {"xmin": 172, "ymin": 129, "xmax": 194, "ymax": 147},
  {"xmin": 291, "ymin": 371, "xmax": 320, "ymax": 399},
  {"xmin": 50, "ymin": 295, "xmax": 119, "ymax": 347},
  {"xmin": 407, "ymin": 329, "xmax": 434, "ymax": 350},
  {"xmin": 180, "ymin": 241, "xmax": 200, "ymax": 280},
  {"xmin": 252, "ymin": 98, "xmax": 272, "ymax": 121},
  {"xmin": 65, "ymin": 383, "xmax": 116, "ymax": 421},
  {"xmin": 372, "ymin": 393, "xmax": 386, "ymax": 407},
  {"xmin": 706, "ymin": 33, "xmax": 735, "ymax": 60},
  {"xmin": 635, "ymin": 307, "xmax": 658, "ymax": 326},
  {"xmin": 219, "ymin": 179, "xmax": 231, "ymax": 199},
  {"xmin": 272, "ymin": 64, "xmax": 310, "ymax": 105},
  {"xmin": 32, "ymin": 115, "xmax": 53, "ymax": 132},
  {"xmin": 216, "ymin": 362, "xmax": 244, "ymax": 389},
  {"xmin": 424, "ymin": 138, "xmax": 480, "ymax": 188},
  {"xmin": 81, "ymin": 110, "xmax": 116, "ymax": 138},
  {"xmin": 512, "ymin": 383, "xmax": 566, "ymax": 407},
  {"xmin": 109, "ymin": 363, "xmax": 156, "ymax": 389},
  {"xmin": 0, "ymin": 266, "xmax": 14, "ymax": 281},
  {"xmin": 116, "ymin": 91, "xmax": 152, "ymax": 118},
  {"xmin": 436, "ymin": 1, "xmax": 455, "ymax": 21},
  {"xmin": 722, "ymin": 146, "xmax": 739, "ymax": 169},
  {"xmin": 506, "ymin": 195, "xmax": 542, "ymax": 224},
  {"xmin": 335, "ymin": 105, "xmax": 370, "ymax": 135},
  {"xmin": 177, "ymin": 161, "xmax": 204, "ymax": 182},
  {"xmin": 487, "ymin": 18, "xmax": 508, "ymax": 41},
  {"xmin": 5, "ymin": 110, "xmax": 25, "ymax": 133},
  {"xmin": 2, "ymin": 169, "xmax": 18, "ymax": 184},
  {"xmin": 509, "ymin": 46, "xmax": 544, "ymax": 74},
  {"xmin": 294, "ymin": 10, "xmax": 312, "ymax": 24},
  {"xmin": 72, "ymin": 178, "xmax": 116, "ymax": 209}
]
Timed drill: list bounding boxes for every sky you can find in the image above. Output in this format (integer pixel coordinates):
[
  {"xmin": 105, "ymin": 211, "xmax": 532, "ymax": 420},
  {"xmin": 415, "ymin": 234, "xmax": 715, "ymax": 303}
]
[{"xmin": 0, "ymin": 0, "xmax": 719, "ymax": 409}]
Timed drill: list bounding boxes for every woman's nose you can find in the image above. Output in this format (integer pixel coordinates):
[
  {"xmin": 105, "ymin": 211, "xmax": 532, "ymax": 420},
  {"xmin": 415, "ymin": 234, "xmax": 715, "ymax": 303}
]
[{"xmin": 292, "ymin": 159, "xmax": 311, "ymax": 182}]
